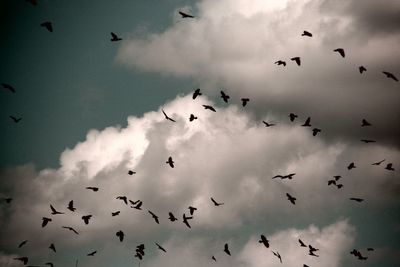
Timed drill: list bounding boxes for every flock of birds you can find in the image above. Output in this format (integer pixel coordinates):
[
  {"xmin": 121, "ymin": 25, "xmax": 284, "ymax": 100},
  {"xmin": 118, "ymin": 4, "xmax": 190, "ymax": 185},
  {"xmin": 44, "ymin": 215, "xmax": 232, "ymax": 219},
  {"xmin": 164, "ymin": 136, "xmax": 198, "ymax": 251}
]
[{"xmin": 1, "ymin": 2, "xmax": 399, "ymax": 267}]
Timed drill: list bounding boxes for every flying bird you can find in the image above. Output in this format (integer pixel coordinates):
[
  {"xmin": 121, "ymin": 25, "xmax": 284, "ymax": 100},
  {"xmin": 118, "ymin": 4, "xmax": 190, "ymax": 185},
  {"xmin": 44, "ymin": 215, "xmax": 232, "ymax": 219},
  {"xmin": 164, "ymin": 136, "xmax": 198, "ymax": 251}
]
[
  {"xmin": 179, "ymin": 11, "xmax": 194, "ymax": 18},
  {"xmin": 162, "ymin": 109, "xmax": 176, "ymax": 122},
  {"xmin": 87, "ymin": 250, "xmax": 97, "ymax": 256},
  {"xmin": 350, "ymin": 197, "xmax": 364, "ymax": 202},
  {"xmin": 361, "ymin": 139, "xmax": 376, "ymax": 143},
  {"xmin": 3, "ymin": 197, "xmax": 12, "ymax": 203},
  {"xmin": 372, "ymin": 159, "xmax": 385, "ymax": 165},
  {"xmin": 116, "ymin": 230, "xmax": 124, "ymax": 242},
  {"xmin": 86, "ymin": 186, "xmax": 99, "ymax": 192},
  {"xmin": 148, "ymin": 210, "xmax": 160, "ymax": 224},
  {"xmin": 263, "ymin": 121, "xmax": 276, "ymax": 127},
  {"xmin": 299, "ymin": 239, "xmax": 307, "ymax": 247},
  {"xmin": 9, "ymin": 116, "xmax": 22, "ymax": 123},
  {"xmin": 301, "ymin": 117, "xmax": 311, "ymax": 127},
  {"xmin": 359, "ymin": 66, "xmax": 367, "ymax": 74},
  {"xmin": 14, "ymin": 257, "xmax": 28, "ymax": 265},
  {"xmin": 166, "ymin": 156, "xmax": 174, "ymax": 168},
  {"xmin": 259, "ymin": 235, "xmax": 269, "ymax": 248},
  {"xmin": 183, "ymin": 213, "xmax": 193, "ymax": 228},
  {"xmin": 212, "ymin": 256, "xmax": 217, "ymax": 262},
  {"xmin": 128, "ymin": 170, "xmax": 136, "ymax": 175},
  {"xmin": 211, "ymin": 197, "xmax": 224, "ymax": 206},
  {"xmin": 385, "ymin": 163, "xmax": 395, "ymax": 171},
  {"xmin": 1, "ymin": 83, "xmax": 15, "ymax": 93},
  {"xmin": 112, "ymin": 211, "xmax": 120, "ymax": 216},
  {"xmin": 110, "ymin": 32, "xmax": 122, "ymax": 41},
  {"xmin": 286, "ymin": 193, "xmax": 296, "ymax": 205},
  {"xmin": 82, "ymin": 215, "xmax": 92, "ymax": 225},
  {"xmin": 382, "ymin": 71, "xmax": 398, "ymax": 81},
  {"xmin": 203, "ymin": 104, "xmax": 216, "ymax": 112},
  {"xmin": 49, "ymin": 243, "xmax": 56, "ymax": 253},
  {"xmin": 156, "ymin": 242, "xmax": 166, "ymax": 252},
  {"xmin": 42, "ymin": 217, "xmax": 52, "ymax": 227},
  {"xmin": 169, "ymin": 212, "xmax": 177, "ymax": 221},
  {"xmin": 289, "ymin": 113, "xmax": 298, "ymax": 122},
  {"xmin": 18, "ymin": 240, "xmax": 28, "ymax": 248},
  {"xmin": 220, "ymin": 90, "xmax": 230, "ymax": 103},
  {"xmin": 361, "ymin": 119, "xmax": 371, "ymax": 127},
  {"xmin": 301, "ymin": 30, "xmax": 312, "ymax": 37},
  {"xmin": 291, "ymin": 57, "xmax": 301, "ymax": 66},
  {"xmin": 272, "ymin": 251, "xmax": 282, "ymax": 263},
  {"xmin": 40, "ymin": 21, "xmax": 53, "ymax": 32},
  {"xmin": 116, "ymin": 196, "xmax": 128, "ymax": 205},
  {"xmin": 189, "ymin": 114, "xmax": 198, "ymax": 121},
  {"xmin": 333, "ymin": 48, "xmax": 345, "ymax": 58},
  {"xmin": 241, "ymin": 98, "xmax": 250, "ymax": 106},
  {"xmin": 62, "ymin": 226, "xmax": 79, "ymax": 235},
  {"xmin": 50, "ymin": 204, "xmax": 64, "ymax": 215},
  {"xmin": 223, "ymin": 243, "xmax": 231, "ymax": 256},
  {"xmin": 312, "ymin": 128, "xmax": 321, "ymax": 136},
  {"xmin": 131, "ymin": 200, "xmax": 143, "ymax": 210},
  {"xmin": 274, "ymin": 60, "xmax": 286, "ymax": 66},
  {"xmin": 347, "ymin": 162, "xmax": 356, "ymax": 170},
  {"xmin": 192, "ymin": 88, "xmax": 202, "ymax": 99},
  {"xmin": 188, "ymin": 206, "xmax": 197, "ymax": 215},
  {"xmin": 67, "ymin": 200, "xmax": 76, "ymax": 212}
]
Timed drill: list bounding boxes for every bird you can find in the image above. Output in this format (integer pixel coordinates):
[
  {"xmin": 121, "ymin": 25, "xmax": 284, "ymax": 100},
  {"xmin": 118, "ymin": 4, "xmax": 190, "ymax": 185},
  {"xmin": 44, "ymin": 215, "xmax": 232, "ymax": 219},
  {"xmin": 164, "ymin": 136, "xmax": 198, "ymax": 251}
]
[
  {"xmin": 212, "ymin": 256, "xmax": 217, "ymax": 262},
  {"xmin": 272, "ymin": 251, "xmax": 282, "ymax": 263},
  {"xmin": 241, "ymin": 98, "xmax": 250, "ymax": 106},
  {"xmin": 350, "ymin": 197, "xmax": 364, "ymax": 202},
  {"xmin": 361, "ymin": 119, "xmax": 372, "ymax": 127},
  {"xmin": 309, "ymin": 250, "xmax": 319, "ymax": 257},
  {"xmin": 308, "ymin": 245, "xmax": 319, "ymax": 253},
  {"xmin": 50, "ymin": 204, "xmax": 64, "ymax": 215},
  {"xmin": 286, "ymin": 193, "xmax": 296, "ymax": 205},
  {"xmin": 135, "ymin": 244, "xmax": 145, "ymax": 260},
  {"xmin": 86, "ymin": 186, "xmax": 99, "ymax": 192},
  {"xmin": 166, "ymin": 156, "xmax": 174, "ymax": 168},
  {"xmin": 188, "ymin": 206, "xmax": 197, "ymax": 215},
  {"xmin": 179, "ymin": 11, "xmax": 194, "ymax": 18},
  {"xmin": 333, "ymin": 48, "xmax": 345, "ymax": 58},
  {"xmin": 192, "ymin": 88, "xmax": 202, "ymax": 99},
  {"xmin": 183, "ymin": 213, "xmax": 193, "ymax": 228},
  {"xmin": 87, "ymin": 250, "xmax": 97, "ymax": 256},
  {"xmin": 223, "ymin": 243, "xmax": 231, "ymax": 256},
  {"xmin": 220, "ymin": 91, "xmax": 230, "ymax": 103},
  {"xmin": 301, "ymin": 30, "xmax": 312, "ymax": 37},
  {"xmin": 291, "ymin": 57, "xmax": 301, "ymax": 66},
  {"xmin": 359, "ymin": 66, "xmax": 367, "ymax": 74},
  {"xmin": 361, "ymin": 139, "xmax": 376, "ymax": 143},
  {"xmin": 112, "ymin": 211, "xmax": 120, "ymax": 216},
  {"xmin": 372, "ymin": 159, "xmax": 385, "ymax": 165},
  {"xmin": 82, "ymin": 215, "xmax": 92, "ymax": 225},
  {"xmin": 42, "ymin": 217, "xmax": 52, "ymax": 227},
  {"xmin": 301, "ymin": 117, "xmax": 311, "ymax": 127},
  {"xmin": 385, "ymin": 163, "xmax": 395, "ymax": 171},
  {"xmin": 334, "ymin": 175, "xmax": 342, "ymax": 181},
  {"xmin": 189, "ymin": 114, "xmax": 198, "ymax": 121},
  {"xmin": 312, "ymin": 128, "xmax": 321, "ymax": 136},
  {"xmin": 40, "ymin": 21, "xmax": 53, "ymax": 32},
  {"xmin": 62, "ymin": 226, "xmax": 79, "ymax": 235},
  {"xmin": 263, "ymin": 121, "xmax": 276, "ymax": 127},
  {"xmin": 3, "ymin": 197, "xmax": 12, "ymax": 203},
  {"xmin": 299, "ymin": 239, "xmax": 307, "ymax": 247},
  {"xmin": 128, "ymin": 170, "xmax": 136, "ymax": 175},
  {"xmin": 211, "ymin": 197, "xmax": 224, "ymax": 206},
  {"xmin": 116, "ymin": 230, "xmax": 124, "ymax": 242},
  {"xmin": 203, "ymin": 104, "xmax": 216, "ymax": 112},
  {"xmin": 1, "ymin": 83, "xmax": 15, "ymax": 93},
  {"xmin": 259, "ymin": 235, "xmax": 269, "ymax": 248},
  {"xmin": 289, "ymin": 113, "xmax": 298, "ymax": 122},
  {"xmin": 9, "ymin": 116, "xmax": 22, "ymax": 123},
  {"xmin": 67, "ymin": 200, "xmax": 76, "ymax": 212},
  {"xmin": 49, "ymin": 243, "xmax": 56, "ymax": 253},
  {"xmin": 131, "ymin": 200, "xmax": 142, "ymax": 210},
  {"xmin": 116, "ymin": 196, "xmax": 128, "ymax": 205},
  {"xmin": 162, "ymin": 109, "xmax": 176, "ymax": 122},
  {"xmin": 274, "ymin": 60, "xmax": 286, "ymax": 66},
  {"xmin": 273, "ymin": 173, "xmax": 296, "ymax": 180},
  {"xmin": 156, "ymin": 242, "xmax": 166, "ymax": 252},
  {"xmin": 367, "ymin": 248, "xmax": 374, "ymax": 251},
  {"xmin": 14, "ymin": 257, "xmax": 28, "ymax": 265},
  {"xmin": 18, "ymin": 240, "xmax": 28, "ymax": 248},
  {"xmin": 110, "ymin": 32, "xmax": 122, "ymax": 41},
  {"xmin": 169, "ymin": 212, "xmax": 177, "ymax": 222},
  {"xmin": 382, "ymin": 71, "xmax": 398, "ymax": 81},
  {"xmin": 148, "ymin": 210, "xmax": 160, "ymax": 224},
  {"xmin": 336, "ymin": 184, "xmax": 344, "ymax": 189},
  {"xmin": 347, "ymin": 162, "xmax": 356, "ymax": 170}
]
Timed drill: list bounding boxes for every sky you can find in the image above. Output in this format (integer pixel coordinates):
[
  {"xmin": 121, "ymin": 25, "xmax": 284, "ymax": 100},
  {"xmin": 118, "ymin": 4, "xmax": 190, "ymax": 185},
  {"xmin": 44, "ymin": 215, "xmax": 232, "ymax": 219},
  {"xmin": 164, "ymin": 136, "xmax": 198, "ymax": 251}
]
[{"xmin": 0, "ymin": 0, "xmax": 399, "ymax": 267}]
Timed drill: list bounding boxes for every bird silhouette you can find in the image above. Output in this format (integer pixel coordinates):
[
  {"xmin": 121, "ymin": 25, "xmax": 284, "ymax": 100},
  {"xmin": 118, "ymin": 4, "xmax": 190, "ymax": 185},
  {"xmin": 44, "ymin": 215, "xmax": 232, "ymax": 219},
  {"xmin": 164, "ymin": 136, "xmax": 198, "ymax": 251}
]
[
  {"xmin": 86, "ymin": 187, "xmax": 99, "ymax": 192},
  {"xmin": 87, "ymin": 250, "xmax": 97, "ymax": 256},
  {"xmin": 116, "ymin": 230, "xmax": 124, "ymax": 242},
  {"xmin": 367, "ymin": 248, "xmax": 374, "ymax": 251},
  {"xmin": 50, "ymin": 204, "xmax": 64, "ymax": 215},
  {"xmin": 183, "ymin": 213, "xmax": 193, "ymax": 228},
  {"xmin": 162, "ymin": 109, "xmax": 176, "ymax": 122},
  {"xmin": 385, "ymin": 163, "xmax": 395, "ymax": 171},
  {"xmin": 223, "ymin": 243, "xmax": 231, "ymax": 256},
  {"xmin": 289, "ymin": 113, "xmax": 298, "ymax": 122},
  {"xmin": 3, "ymin": 197, "xmax": 12, "ymax": 203},
  {"xmin": 361, "ymin": 119, "xmax": 372, "ymax": 127},
  {"xmin": 308, "ymin": 245, "xmax": 319, "ymax": 253},
  {"xmin": 42, "ymin": 217, "xmax": 52, "ymax": 227},
  {"xmin": 212, "ymin": 255, "xmax": 217, "ymax": 262},
  {"xmin": 188, "ymin": 206, "xmax": 197, "ymax": 215},
  {"xmin": 131, "ymin": 200, "xmax": 143, "ymax": 210},
  {"xmin": 82, "ymin": 215, "xmax": 92, "ymax": 225},
  {"xmin": 62, "ymin": 226, "xmax": 79, "ymax": 235},
  {"xmin": 336, "ymin": 184, "xmax": 344, "ymax": 189},
  {"xmin": 350, "ymin": 197, "xmax": 364, "ymax": 202},
  {"xmin": 359, "ymin": 66, "xmax": 367, "ymax": 74},
  {"xmin": 275, "ymin": 60, "xmax": 286, "ymax": 66},
  {"xmin": 112, "ymin": 211, "xmax": 120, "ymax": 216},
  {"xmin": 291, "ymin": 57, "xmax": 301, "ymax": 66},
  {"xmin": 148, "ymin": 210, "xmax": 160, "ymax": 224},
  {"xmin": 166, "ymin": 156, "xmax": 174, "ymax": 168},
  {"xmin": 312, "ymin": 128, "xmax": 321, "ymax": 136},
  {"xmin": 299, "ymin": 239, "xmax": 307, "ymax": 247},
  {"xmin": 116, "ymin": 196, "xmax": 128, "ymax": 205},
  {"xmin": 14, "ymin": 257, "xmax": 28, "ymax": 265},
  {"xmin": 128, "ymin": 170, "xmax": 136, "ymax": 175},
  {"xmin": 259, "ymin": 235, "xmax": 269, "ymax": 248},
  {"xmin": 347, "ymin": 162, "xmax": 356, "ymax": 170},
  {"xmin": 263, "ymin": 121, "xmax": 276, "ymax": 127},
  {"xmin": 273, "ymin": 173, "xmax": 296, "ymax": 180},
  {"xmin": 49, "ymin": 243, "xmax": 56, "ymax": 253},
  {"xmin": 372, "ymin": 159, "xmax": 385, "ymax": 165},
  {"xmin": 40, "ymin": 21, "xmax": 53, "ymax": 32},
  {"xmin": 9, "ymin": 116, "xmax": 22, "ymax": 123},
  {"xmin": 169, "ymin": 212, "xmax": 177, "ymax": 222},
  {"xmin": 203, "ymin": 104, "xmax": 216, "ymax": 112},
  {"xmin": 329, "ymin": 179, "xmax": 337, "ymax": 185},
  {"xmin": 110, "ymin": 32, "xmax": 122, "ymax": 41},
  {"xmin": 1, "ymin": 83, "xmax": 15, "ymax": 93},
  {"xmin": 189, "ymin": 114, "xmax": 198, "ymax": 121},
  {"xmin": 382, "ymin": 71, "xmax": 398, "ymax": 81},
  {"xmin": 333, "ymin": 48, "xmax": 345, "ymax": 58},
  {"xmin": 272, "ymin": 251, "xmax": 282, "ymax": 263},
  {"xmin": 361, "ymin": 139, "xmax": 376, "ymax": 143},
  {"xmin": 134, "ymin": 244, "xmax": 145, "ymax": 260},
  {"xmin": 301, "ymin": 30, "xmax": 312, "ymax": 37},
  {"xmin": 309, "ymin": 250, "xmax": 319, "ymax": 257},
  {"xmin": 220, "ymin": 91, "xmax": 230, "ymax": 103},
  {"xmin": 192, "ymin": 88, "xmax": 202, "ymax": 99},
  {"xmin": 301, "ymin": 117, "xmax": 311, "ymax": 127},
  {"xmin": 67, "ymin": 200, "xmax": 76, "ymax": 212},
  {"xmin": 286, "ymin": 193, "xmax": 296, "ymax": 205},
  {"xmin": 211, "ymin": 197, "xmax": 224, "ymax": 206},
  {"xmin": 156, "ymin": 242, "xmax": 166, "ymax": 252},
  {"xmin": 241, "ymin": 98, "xmax": 250, "ymax": 106},
  {"xmin": 179, "ymin": 11, "xmax": 194, "ymax": 18},
  {"xmin": 18, "ymin": 240, "xmax": 28, "ymax": 248}
]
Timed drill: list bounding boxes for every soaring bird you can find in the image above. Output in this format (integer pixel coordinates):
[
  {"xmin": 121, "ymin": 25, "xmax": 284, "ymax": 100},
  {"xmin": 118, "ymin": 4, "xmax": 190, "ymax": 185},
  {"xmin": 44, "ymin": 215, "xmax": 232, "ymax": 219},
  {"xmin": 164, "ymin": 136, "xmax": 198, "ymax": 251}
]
[
  {"xmin": 203, "ymin": 104, "xmax": 216, "ymax": 112},
  {"xmin": 82, "ymin": 215, "xmax": 92, "ymax": 225},
  {"xmin": 189, "ymin": 114, "xmax": 198, "ymax": 121},
  {"xmin": 350, "ymin": 197, "xmax": 364, "ymax": 202},
  {"xmin": 49, "ymin": 243, "xmax": 56, "ymax": 253},
  {"xmin": 42, "ymin": 217, "xmax": 52, "ymax": 227},
  {"xmin": 110, "ymin": 32, "xmax": 122, "ymax": 41},
  {"xmin": 259, "ymin": 235, "xmax": 269, "ymax": 248},
  {"xmin": 128, "ymin": 170, "xmax": 136, "ymax": 175},
  {"xmin": 86, "ymin": 186, "xmax": 99, "ymax": 192},
  {"xmin": 3, "ymin": 197, "xmax": 12, "ymax": 203},
  {"xmin": 289, "ymin": 113, "xmax": 298, "ymax": 122},
  {"xmin": 301, "ymin": 30, "xmax": 312, "ymax": 37},
  {"xmin": 328, "ymin": 179, "xmax": 336, "ymax": 186},
  {"xmin": 14, "ymin": 257, "xmax": 28, "ymax": 265},
  {"xmin": 183, "ymin": 213, "xmax": 193, "ymax": 228},
  {"xmin": 192, "ymin": 88, "xmax": 202, "ymax": 99},
  {"xmin": 385, "ymin": 163, "xmax": 395, "ymax": 171},
  {"xmin": 220, "ymin": 91, "xmax": 230, "ymax": 103},
  {"xmin": 156, "ymin": 242, "xmax": 167, "ymax": 252},
  {"xmin": 241, "ymin": 98, "xmax": 250, "ymax": 107},
  {"xmin": 1, "ymin": 83, "xmax": 15, "ymax": 93},
  {"xmin": 112, "ymin": 211, "xmax": 120, "ymax": 216},
  {"xmin": 50, "ymin": 204, "xmax": 64, "ymax": 215},
  {"xmin": 308, "ymin": 245, "xmax": 319, "ymax": 253},
  {"xmin": 382, "ymin": 71, "xmax": 398, "ymax": 81},
  {"xmin": 361, "ymin": 119, "xmax": 371, "ymax": 127},
  {"xmin": 179, "ymin": 11, "xmax": 194, "ymax": 18},
  {"xmin": 275, "ymin": 60, "xmax": 286, "ymax": 66},
  {"xmin": 309, "ymin": 250, "xmax": 319, "ymax": 257},
  {"xmin": 116, "ymin": 230, "xmax": 124, "ymax": 242},
  {"xmin": 162, "ymin": 109, "xmax": 176, "ymax": 122},
  {"xmin": 116, "ymin": 196, "xmax": 128, "ymax": 205},
  {"xmin": 131, "ymin": 200, "xmax": 143, "ymax": 210},
  {"xmin": 169, "ymin": 212, "xmax": 177, "ymax": 222},
  {"xmin": 286, "ymin": 193, "xmax": 296, "ymax": 205},
  {"xmin": 87, "ymin": 250, "xmax": 97, "ymax": 256},
  {"xmin": 299, "ymin": 239, "xmax": 307, "ymax": 247},
  {"xmin": 212, "ymin": 256, "xmax": 217, "ymax": 262},
  {"xmin": 62, "ymin": 226, "xmax": 79, "ymax": 235},
  {"xmin": 166, "ymin": 156, "xmax": 174, "ymax": 168},
  {"xmin": 272, "ymin": 251, "xmax": 282, "ymax": 263},
  {"xmin": 67, "ymin": 200, "xmax": 76, "ymax": 212},
  {"xmin": 18, "ymin": 240, "xmax": 28, "ymax": 248},
  {"xmin": 188, "ymin": 206, "xmax": 197, "ymax": 215},
  {"xmin": 40, "ymin": 21, "xmax": 53, "ymax": 32},
  {"xmin": 372, "ymin": 159, "xmax": 385, "ymax": 165},
  {"xmin": 291, "ymin": 57, "xmax": 301, "ymax": 66},
  {"xmin": 359, "ymin": 66, "xmax": 367, "ymax": 74},
  {"xmin": 347, "ymin": 162, "xmax": 356, "ymax": 170},
  {"xmin": 312, "ymin": 128, "xmax": 321, "ymax": 136},
  {"xmin": 301, "ymin": 117, "xmax": 311, "ymax": 127},
  {"xmin": 263, "ymin": 121, "xmax": 276, "ymax": 127},
  {"xmin": 9, "ymin": 116, "xmax": 22, "ymax": 123},
  {"xmin": 148, "ymin": 210, "xmax": 160, "ymax": 224},
  {"xmin": 333, "ymin": 48, "xmax": 345, "ymax": 58},
  {"xmin": 361, "ymin": 139, "xmax": 376, "ymax": 143},
  {"xmin": 223, "ymin": 243, "xmax": 231, "ymax": 256},
  {"xmin": 211, "ymin": 197, "xmax": 224, "ymax": 206}
]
